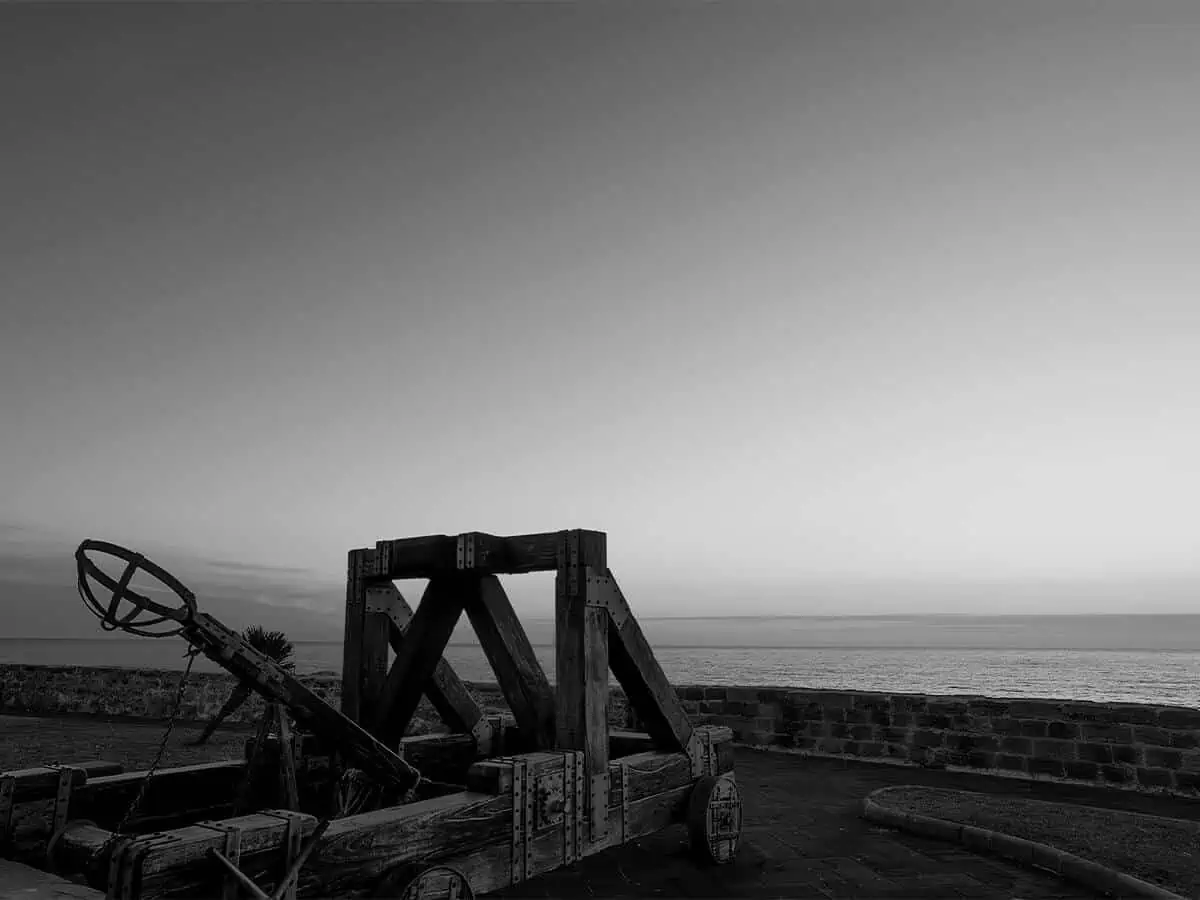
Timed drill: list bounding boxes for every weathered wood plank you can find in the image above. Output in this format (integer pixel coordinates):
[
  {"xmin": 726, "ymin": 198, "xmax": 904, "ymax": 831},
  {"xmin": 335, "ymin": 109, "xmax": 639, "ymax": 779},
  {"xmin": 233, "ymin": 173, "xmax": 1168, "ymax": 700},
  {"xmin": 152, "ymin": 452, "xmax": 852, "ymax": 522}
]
[
  {"xmin": 464, "ymin": 575, "xmax": 555, "ymax": 748},
  {"xmin": 608, "ymin": 730, "xmax": 656, "ymax": 758},
  {"xmin": 340, "ymin": 548, "xmax": 372, "ymax": 724},
  {"xmin": 332, "ymin": 781, "xmax": 694, "ymax": 898},
  {"xmin": 183, "ymin": 610, "xmax": 418, "ymax": 793},
  {"xmin": 297, "ymin": 791, "xmax": 512, "ymax": 896},
  {"xmin": 0, "ymin": 761, "xmax": 122, "ymax": 803},
  {"xmin": 359, "ymin": 610, "xmax": 392, "ymax": 729},
  {"xmin": 376, "ymin": 530, "xmax": 606, "ymax": 577},
  {"xmin": 54, "ymin": 811, "xmax": 319, "ymax": 897},
  {"xmin": 67, "ymin": 761, "xmax": 246, "ymax": 823},
  {"xmin": 371, "ymin": 574, "xmax": 469, "ymax": 749},
  {"xmin": 465, "ymin": 751, "xmax": 568, "ymax": 795},
  {"xmin": 555, "ymin": 530, "xmax": 612, "ymax": 841},
  {"xmin": 398, "ymin": 733, "xmax": 477, "ymax": 786},
  {"xmin": 599, "ymin": 573, "xmax": 694, "ymax": 754},
  {"xmin": 374, "ymin": 535, "xmax": 458, "ymax": 578},
  {"xmin": 365, "ymin": 583, "xmax": 483, "ymax": 735}
]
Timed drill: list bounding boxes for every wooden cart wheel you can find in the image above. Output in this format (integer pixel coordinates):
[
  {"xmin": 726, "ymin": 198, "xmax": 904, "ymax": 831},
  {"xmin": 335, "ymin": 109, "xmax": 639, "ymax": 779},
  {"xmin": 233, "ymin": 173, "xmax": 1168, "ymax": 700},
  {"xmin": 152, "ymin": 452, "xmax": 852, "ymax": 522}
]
[
  {"xmin": 374, "ymin": 864, "xmax": 475, "ymax": 900},
  {"xmin": 687, "ymin": 774, "xmax": 742, "ymax": 865}
]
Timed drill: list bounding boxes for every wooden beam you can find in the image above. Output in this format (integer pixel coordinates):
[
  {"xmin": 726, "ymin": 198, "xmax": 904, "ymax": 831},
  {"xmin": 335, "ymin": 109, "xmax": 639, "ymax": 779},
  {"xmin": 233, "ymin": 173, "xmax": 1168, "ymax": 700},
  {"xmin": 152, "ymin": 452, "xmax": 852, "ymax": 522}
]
[
  {"xmin": 49, "ymin": 762, "xmax": 247, "ymax": 837},
  {"xmin": 365, "ymin": 583, "xmax": 484, "ymax": 735},
  {"xmin": 596, "ymin": 572, "xmax": 694, "ymax": 754},
  {"xmin": 375, "ymin": 530, "xmax": 607, "ymax": 578},
  {"xmin": 56, "ymin": 811, "xmax": 320, "ymax": 898},
  {"xmin": 371, "ymin": 574, "xmax": 469, "ymax": 749},
  {"xmin": 463, "ymin": 575, "xmax": 555, "ymax": 748},
  {"xmin": 0, "ymin": 760, "xmax": 122, "ymax": 803},
  {"xmin": 359, "ymin": 610, "xmax": 392, "ymax": 728},
  {"xmin": 555, "ymin": 530, "xmax": 610, "ymax": 842},
  {"xmin": 340, "ymin": 548, "xmax": 373, "ymax": 724},
  {"xmin": 296, "ymin": 791, "xmax": 511, "ymax": 898},
  {"xmin": 184, "ymin": 611, "xmax": 419, "ymax": 793}
]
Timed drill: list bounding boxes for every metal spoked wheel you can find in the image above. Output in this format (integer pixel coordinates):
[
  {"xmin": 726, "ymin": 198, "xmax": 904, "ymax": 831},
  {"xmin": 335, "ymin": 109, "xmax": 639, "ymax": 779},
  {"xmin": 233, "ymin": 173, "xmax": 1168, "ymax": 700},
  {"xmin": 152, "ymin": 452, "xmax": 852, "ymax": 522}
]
[
  {"xmin": 687, "ymin": 774, "xmax": 743, "ymax": 865},
  {"xmin": 374, "ymin": 864, "xmax": 474, "ymax": 900}
]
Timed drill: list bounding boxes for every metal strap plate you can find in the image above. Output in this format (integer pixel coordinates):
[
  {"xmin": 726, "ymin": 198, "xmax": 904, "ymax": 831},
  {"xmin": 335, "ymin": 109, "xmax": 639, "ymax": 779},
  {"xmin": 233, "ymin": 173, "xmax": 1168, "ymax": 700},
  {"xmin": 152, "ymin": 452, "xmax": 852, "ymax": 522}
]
[
  {"xmin": 0, "ymin": 776, "xmax": 14, "ymax": 846},
  {"xmin": 197, "ymin": 820, "xmax": 244, "ymax": 900},
  {"xmin": 47, "ymin": 764, "xmax": 81, "ymax": 833},
  {"xmin": 619, "ymin": 762, "xmax": 630, "ymax": 844},
  {"xmin": 509, "ymin": 759, "xmax": 528, "ymax": 885}
]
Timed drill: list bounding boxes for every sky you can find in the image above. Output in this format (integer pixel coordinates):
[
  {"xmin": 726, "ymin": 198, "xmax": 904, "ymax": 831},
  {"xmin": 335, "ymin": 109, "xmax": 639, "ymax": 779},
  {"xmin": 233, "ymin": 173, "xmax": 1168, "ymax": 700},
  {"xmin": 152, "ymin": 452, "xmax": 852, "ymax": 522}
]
[{"xmin": 4, "ymin": 2, "xmax": 1200, "ymax": 626}]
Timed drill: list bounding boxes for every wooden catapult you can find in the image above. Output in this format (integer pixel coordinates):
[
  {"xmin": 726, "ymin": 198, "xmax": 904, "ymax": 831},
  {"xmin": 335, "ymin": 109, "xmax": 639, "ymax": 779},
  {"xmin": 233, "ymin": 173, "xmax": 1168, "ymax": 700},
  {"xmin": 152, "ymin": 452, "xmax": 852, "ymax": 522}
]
[{"xmin": 0, "ymin": 530, "xmax": 741, "ymax": 899}]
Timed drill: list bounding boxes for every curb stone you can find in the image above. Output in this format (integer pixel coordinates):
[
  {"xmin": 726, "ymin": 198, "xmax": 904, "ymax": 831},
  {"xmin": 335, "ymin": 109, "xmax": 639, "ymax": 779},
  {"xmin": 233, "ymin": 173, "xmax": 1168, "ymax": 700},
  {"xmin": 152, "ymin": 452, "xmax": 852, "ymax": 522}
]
[{"xmin": 862, "ymin": 787, "xmax": 1186, "ymax": 900}]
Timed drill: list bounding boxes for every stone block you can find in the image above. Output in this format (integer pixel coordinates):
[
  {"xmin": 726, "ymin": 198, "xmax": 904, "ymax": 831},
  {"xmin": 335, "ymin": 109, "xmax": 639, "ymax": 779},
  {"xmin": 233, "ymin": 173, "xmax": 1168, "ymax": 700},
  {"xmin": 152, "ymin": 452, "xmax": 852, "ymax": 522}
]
[
  {"xmin": 967, "ymin": 698, "xmax": 1010, "ymax": 717},
  {"xmin": 889, "ymin": 695, "xmax": 928, "ymax": 713},
  {"xmin": 1169, "ymin": 730, "xmax": 1200, "ymax": 750},
  {"xmin": 723, "ymin": 687, "xmax": 760, "ymax": 704},
  {"xmin": 1008, "ymin": 700, "xmax": 1064, "ymax": 719},
  {"xmin": 1032, "ymin": 739, "xmax": 1076, "ymax": 760},
  {"xmin": 1111, "ymin": 744, "xmax": 1140, "ymax": 765},
  {"xmin": 1133, "ymin": 726, "xmax": 1171, "ymax": 746},
  {"xmin": 1136, "ymin": 767, "xmax": 1174, "ymax": 788},
  {"xmin": 1018, "ymin": 719, "xmax": 1048, "ymax": 738},
  {"xmin": 966, "ymin": 751, "xmax": 996, "ymax": 770},
  {"xmin": 1064, "ymin": 760, "xmax": 1099, "ymax": 780},
  {"xmin": 999, "ymin": 737, "xmax": 1032, "ymax": 755},
  {"xmin": 915, "ymin": 713, "xmax": 952, "ymax": 729},
  {"xmin": 912, "ymin": 730, "xmax": 944, "ymax": 748},
  {"xmin": 1156, "ymin": 707, "xmax": 1200, "ymax": 730},
  {"xmin": 1077, "ymin": 742, "xmax": 1113, "ymax": 763},
  {"xmin": 1173, "ymin": 771, "xmax": 1200, "ymax": 792},
  {"xmin": 1046, "ymin": 721, "xmax": 1079, "ymax": 740},
  {"xmin": 816, "ymin": 737, "xmax": 845, "ymax": 754},
  {"xmin": 1099, "ymin": 765, "xmax": 1128, "ymax": 784},
  {"xmin": 1028, "ymin": 757, "xmax": 1065, "ymax": 777},
  {"xmin": 995, "ymin": 754, "xmax": 1027, "ymax": 771},
  {"xmin": 1081, "ymin": 723, "xmax": 1133, "ymax": 744},
  {"xmin": 1143, "ymin": 747, "xmax": 1182, "ymax": 769}
]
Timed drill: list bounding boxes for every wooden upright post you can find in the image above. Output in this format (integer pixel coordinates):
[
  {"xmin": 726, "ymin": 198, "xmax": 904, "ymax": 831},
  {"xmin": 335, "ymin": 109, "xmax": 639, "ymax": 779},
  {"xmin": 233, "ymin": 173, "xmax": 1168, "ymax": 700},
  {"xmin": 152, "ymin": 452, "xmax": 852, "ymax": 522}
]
[{"xmin": 554, "ymin": 530, "xmax": 610, "ymax": 842}]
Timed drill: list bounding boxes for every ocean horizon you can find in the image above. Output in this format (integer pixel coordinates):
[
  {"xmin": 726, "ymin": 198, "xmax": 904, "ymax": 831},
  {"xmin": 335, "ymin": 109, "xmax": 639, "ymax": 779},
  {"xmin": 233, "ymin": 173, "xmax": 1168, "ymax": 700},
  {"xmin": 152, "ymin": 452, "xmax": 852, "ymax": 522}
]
[{"xmin": 4, "ymin": 614, "xmax": 1199, "ymax": 709}]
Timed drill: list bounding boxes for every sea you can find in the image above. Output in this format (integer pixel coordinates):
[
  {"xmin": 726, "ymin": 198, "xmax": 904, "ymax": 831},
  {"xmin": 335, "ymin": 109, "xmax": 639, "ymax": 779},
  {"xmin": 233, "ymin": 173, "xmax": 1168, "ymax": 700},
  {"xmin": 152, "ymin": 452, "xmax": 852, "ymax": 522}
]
[{"xmin": 3, "ymin": 614, "xmax": 1200, "ymax": 709}]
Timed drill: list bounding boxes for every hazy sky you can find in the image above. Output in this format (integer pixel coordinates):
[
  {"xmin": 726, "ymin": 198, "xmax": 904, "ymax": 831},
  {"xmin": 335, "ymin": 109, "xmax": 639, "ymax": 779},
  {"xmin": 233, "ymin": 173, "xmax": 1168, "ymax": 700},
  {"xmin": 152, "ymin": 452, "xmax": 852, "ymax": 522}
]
[{"xmin": 4, "ymin": 3, "xmax": 1200, "ymax": 619}]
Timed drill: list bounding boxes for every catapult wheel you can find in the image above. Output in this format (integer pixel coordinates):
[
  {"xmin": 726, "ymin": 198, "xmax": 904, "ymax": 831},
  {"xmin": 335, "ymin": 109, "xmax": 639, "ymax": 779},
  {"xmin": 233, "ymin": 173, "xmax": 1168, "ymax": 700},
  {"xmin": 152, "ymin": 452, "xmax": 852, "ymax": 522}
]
[
  {"xmin": 687, "ymin": 774, "xmax": 742, "ymax": 865},
  {"xmin": 374, "ymin": 864, "xmax": 474, "ymax": 900}
]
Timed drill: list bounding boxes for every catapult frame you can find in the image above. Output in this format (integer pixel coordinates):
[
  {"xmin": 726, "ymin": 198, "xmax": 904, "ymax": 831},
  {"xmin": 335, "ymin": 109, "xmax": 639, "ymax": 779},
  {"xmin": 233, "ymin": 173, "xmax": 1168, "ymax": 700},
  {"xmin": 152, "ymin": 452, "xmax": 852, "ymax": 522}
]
[{"xmin": 0, "ymin": 529, "xmax": 740, "ymax": 899}]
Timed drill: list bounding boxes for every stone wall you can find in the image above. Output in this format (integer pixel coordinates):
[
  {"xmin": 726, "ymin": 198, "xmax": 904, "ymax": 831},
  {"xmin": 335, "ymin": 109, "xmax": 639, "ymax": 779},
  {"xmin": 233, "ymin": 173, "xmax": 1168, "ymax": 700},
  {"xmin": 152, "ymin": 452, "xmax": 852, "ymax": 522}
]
[
  {"xmin": 671, "ymin": 685, "xmax": 1200, "ymax": 798},
  {"xmin": 0, "ymin": 664, "xmax": 629, "ymax": 732},
  {"xmin": 4, "ymin": 664, "xmax": 1199, "ymax": 798}
]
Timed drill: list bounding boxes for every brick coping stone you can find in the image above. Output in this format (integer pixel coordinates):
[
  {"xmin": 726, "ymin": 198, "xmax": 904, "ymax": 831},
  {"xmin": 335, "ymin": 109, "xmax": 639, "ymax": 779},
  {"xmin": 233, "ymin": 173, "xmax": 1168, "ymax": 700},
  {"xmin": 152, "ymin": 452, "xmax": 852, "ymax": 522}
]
[{"xmin": 861, "ymin": 786, "xmax": 1185, "ymax": 900}]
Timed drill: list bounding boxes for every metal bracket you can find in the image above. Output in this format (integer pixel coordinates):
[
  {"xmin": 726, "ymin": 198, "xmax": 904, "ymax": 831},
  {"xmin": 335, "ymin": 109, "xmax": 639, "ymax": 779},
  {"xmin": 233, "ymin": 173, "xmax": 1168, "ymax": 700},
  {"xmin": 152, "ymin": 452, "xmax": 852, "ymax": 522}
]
[
  {"xmin": 589, "ymin": 772, "xmax": 609, "ymax": 844},
  {"xmin": 583, "ymin": 574, "xmax": 629, "ymax": 628},
  {"xmin": 456, "ymin": 532, "xmax": 487, "ymax": 570},
  {"xmin": 509, "ymin": 758, "xmax": 530, "ymax": 885},
  {"xmin": 197, "ymin": 820, "xmax": 244, "ymax": 900},
  {"xmin": 470, "ymin": 717, "xmax": 497, "ymax": 756},
  {"xmin": 559, "ymin": 750, "xmax": 584, "ymax": 865},
  {"xmin": 46, "ymin": 764, "xmax": 83, "ymax": 833},
  {"xmin": 619, "ymin": 762, "xmax": 630, "ymax": 844},
  {"xmin": 688, "ymin": 728, "xmax": 714, "ymax": 778},
  {"xmin": 108, "ymin": 832, "xmax": 182, "ymax": 900}
]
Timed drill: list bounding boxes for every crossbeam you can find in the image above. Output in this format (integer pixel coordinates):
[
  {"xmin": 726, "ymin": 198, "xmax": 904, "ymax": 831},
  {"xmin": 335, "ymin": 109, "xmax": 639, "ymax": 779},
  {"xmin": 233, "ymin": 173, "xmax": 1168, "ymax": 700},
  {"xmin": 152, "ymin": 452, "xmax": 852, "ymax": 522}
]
[
  {"xmin": 373, "ymin": 530, "xmax": 606, "ymax": 579},
  {"xmin": 365, "ymin": 583, "xmax": 485, "ymax": 735}
]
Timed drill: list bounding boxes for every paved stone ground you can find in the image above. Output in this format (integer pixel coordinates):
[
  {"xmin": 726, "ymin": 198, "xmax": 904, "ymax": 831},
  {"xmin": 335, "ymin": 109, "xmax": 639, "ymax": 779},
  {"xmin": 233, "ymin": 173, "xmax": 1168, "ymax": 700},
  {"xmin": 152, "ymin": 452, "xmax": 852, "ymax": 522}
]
[
  {"xmin": 494, "ymin": 750, "xmax": 1200, "ymax": 899},
  {"xmin": 7, "ymin": 716, "xmax": 1200, "ymax": 898}
]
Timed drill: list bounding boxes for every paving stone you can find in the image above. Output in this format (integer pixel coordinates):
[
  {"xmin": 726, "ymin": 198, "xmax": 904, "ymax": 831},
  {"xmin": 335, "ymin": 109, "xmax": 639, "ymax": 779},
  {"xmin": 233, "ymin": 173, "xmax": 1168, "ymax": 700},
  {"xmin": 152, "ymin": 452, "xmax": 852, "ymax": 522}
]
[{"xmin": 491, "ymin": 752, "xmax": 1104, "ymax": 899}]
